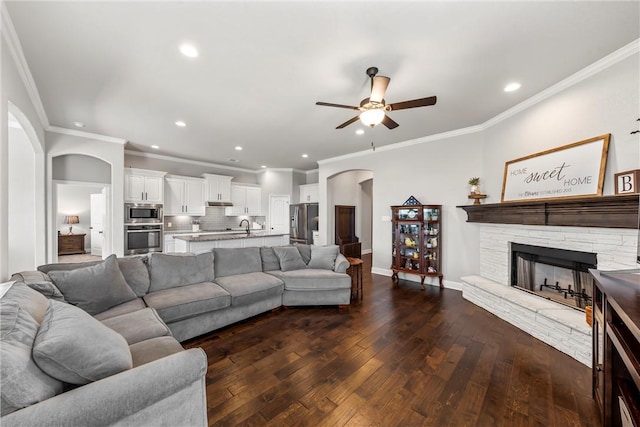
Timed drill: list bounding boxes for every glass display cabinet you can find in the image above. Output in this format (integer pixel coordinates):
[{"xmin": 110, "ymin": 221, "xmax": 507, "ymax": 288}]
[{"xmin": 390, "ymin": 204, "xmax": 443, "ymax": 289}]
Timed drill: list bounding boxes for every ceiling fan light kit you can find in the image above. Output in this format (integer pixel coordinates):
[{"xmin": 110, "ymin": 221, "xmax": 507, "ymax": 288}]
[
  {"xmin": 360, "ymin": 109, "xmax": 385, "ymax": 127},
  {"xmin": 316, "ymin": 66, "xmax": 437, "ymax": 130}
]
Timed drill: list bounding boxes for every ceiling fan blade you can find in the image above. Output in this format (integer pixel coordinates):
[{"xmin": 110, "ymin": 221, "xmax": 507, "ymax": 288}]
[
  {"xmin": 336, "ymin": 116, "xmax": 360, "ymax": 129},
  {"xmin": 388, "ymin": 96, "xmax": 437, "ymax": 111},
  {"xmin": 382, "ymin": 115, "xmax": 399, "ymax": 129},
  {"xmin": 316, "ymin": 101, "xmax": 359, "ymax": 110},
  {"xmin": 370, "ymin": 76, "xmax": 390, "ymax": 103}
]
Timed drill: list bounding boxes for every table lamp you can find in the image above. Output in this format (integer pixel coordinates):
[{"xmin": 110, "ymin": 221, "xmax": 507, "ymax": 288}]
[{"xmin": 63, "ymin": 215, "xmax": 79, "ymax": 234}]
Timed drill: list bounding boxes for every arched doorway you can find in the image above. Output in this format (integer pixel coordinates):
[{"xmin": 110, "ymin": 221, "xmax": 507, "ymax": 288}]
[{"xmin": 6, "ymin": 104, "xmax": 45, "ymax": 275}]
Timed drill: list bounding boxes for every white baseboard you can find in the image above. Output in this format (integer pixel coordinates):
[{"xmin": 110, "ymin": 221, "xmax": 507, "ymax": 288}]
[{"xmin": 362, "ymin": 248, "xmax": 372, "ymax": 255}]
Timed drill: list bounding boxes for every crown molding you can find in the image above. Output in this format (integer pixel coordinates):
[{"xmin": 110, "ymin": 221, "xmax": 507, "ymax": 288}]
[
  {"xmin": 125, "ymin": 149, "xmax": 257, "ymax": 173},
  {"xmin": 1, "ymin": 3, "xmax": 49, "ymax": 128},
  {"xmin": 47, "ymin": 126, "xmax": 127, "ymax": 144},
  {"xmin": 320, "ymin": 37, "xmax": 640, "ymax": 166}
]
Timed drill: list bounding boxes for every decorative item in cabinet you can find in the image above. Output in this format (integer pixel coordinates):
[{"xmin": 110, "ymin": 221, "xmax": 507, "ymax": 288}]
[{"xmin": 390, "ymin": 197, "xmax": 443, "ymax": 289}]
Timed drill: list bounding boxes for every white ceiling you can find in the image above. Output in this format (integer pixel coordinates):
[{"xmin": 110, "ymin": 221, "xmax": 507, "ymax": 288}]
[{"xmin": 6, "ymin": 1, "xmax": 639, "ymax": 171}]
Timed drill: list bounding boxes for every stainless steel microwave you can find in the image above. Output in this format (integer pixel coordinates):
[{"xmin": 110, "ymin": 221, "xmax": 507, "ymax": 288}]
[{"xmin": 125, "ymin": 203, "xmax": 163, "ymax": 224}]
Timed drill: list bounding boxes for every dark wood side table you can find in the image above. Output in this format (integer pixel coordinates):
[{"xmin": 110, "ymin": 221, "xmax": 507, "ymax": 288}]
[
  {"xmin": 346, "ymin": 257, "xmax": 363, "ymax": 303},
  {"xmin": 58, "ymin": 233, "xmax": 86, "ymax": 255}
]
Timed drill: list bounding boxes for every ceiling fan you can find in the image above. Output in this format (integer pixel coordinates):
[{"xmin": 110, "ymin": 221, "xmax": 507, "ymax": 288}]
[{"xmin": 316, "ymin": 66, "xmax": 437, "ymax": 129}]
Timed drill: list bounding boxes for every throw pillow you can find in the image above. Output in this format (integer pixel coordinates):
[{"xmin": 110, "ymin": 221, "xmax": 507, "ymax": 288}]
[
  {"xmin": 117, "ymin": 256, "xmax": 150, "ymax": 297},
  {"xmin": 295, "ymin": 244, "xmax": 312, "ymax": 264},
  {"xmin": 149, "ymin": 251, "xmax": 214, "ymax": 292},
  {"xmin": 307, "ymin": 245, "xmax": 339, "ymax": 270},
  {"xmin": 273, "ymin": 246, "xmax": 307, "ymax": 272},
  {"xmin": 10, "ymin": 271, "xmax": 65, "ymax": 302},
  {"xmin": 1, "ymin": 286, "xmax": 64, "ymax": 416},
  {"xmin": 32, "ymin": 300, "xmax": 133, "ymax": 385},
  {"xmin": 48, "ymin": 255, "xmax": 137, "ymax": 315},
  {"xmin": 213, "ymin": 247, "xmax": 262, "ymax": 278},
  {"xmin": 260, "ymin": 247, "xmax": 281, "ymax": 271}
]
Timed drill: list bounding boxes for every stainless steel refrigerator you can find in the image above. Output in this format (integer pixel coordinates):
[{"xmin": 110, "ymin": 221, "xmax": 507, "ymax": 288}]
[{"xmin": 290, "ymin": 203, "xmax": 318, "ymax": 245}]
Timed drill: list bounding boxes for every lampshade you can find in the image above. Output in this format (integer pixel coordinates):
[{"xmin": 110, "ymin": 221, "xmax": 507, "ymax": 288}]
[
  {"xmin": 359, "ymin": 109, "xmax": 385, "ymax": 127},
  {"xmin": 63, "ymin": 215, "xmax": 79, "ymax": 224}
]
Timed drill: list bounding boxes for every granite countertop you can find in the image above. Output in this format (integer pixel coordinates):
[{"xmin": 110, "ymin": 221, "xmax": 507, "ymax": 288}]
[{"xmin": 173, "ymin": 231, "xmax": 288, "ymax": 242}]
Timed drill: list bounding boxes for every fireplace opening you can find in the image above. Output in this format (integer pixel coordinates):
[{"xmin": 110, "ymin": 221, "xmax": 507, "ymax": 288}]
[{"xmin": 510, "ymin": 243, "xmax": 597, "ymax": 311}]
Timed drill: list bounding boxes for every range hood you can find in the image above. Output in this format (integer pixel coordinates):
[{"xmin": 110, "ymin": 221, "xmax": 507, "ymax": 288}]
[{"xmin": 207, "ymin": 201, "xmax": 233, "ymax": 207}]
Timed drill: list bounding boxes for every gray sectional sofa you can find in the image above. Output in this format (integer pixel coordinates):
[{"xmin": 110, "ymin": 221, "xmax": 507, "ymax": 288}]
[{"xmin": 1, "ymin": 244, "xmax": 351, "ymax": 426}]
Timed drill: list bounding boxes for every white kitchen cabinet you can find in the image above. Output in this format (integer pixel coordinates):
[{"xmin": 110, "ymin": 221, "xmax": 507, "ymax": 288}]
[
  {"xmin": 299, "ymin": 183, "xmax": 319, "ymax": 203},
  {"xmin": 124, "ymin": 168, "xmax": 166, "ymax": 203},
  {"xmin": 202, "ymin": 173, "xmax": 232, "ymax": 203},
  {"xmin": 163, "ymin": 235, "xmax": 176, "ymax": 253},
  {"xmin": 164, "ymin": 175, "xmax": 205, "ymax": 216},
  {"xmin": 226, "ymin": 184, "xmax": 262, "ymax": 216}
]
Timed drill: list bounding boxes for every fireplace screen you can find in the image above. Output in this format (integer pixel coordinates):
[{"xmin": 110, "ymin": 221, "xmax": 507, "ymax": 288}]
[{"xmin": 511, "ymin": 243, "xmax": 597, "ymax": 310}]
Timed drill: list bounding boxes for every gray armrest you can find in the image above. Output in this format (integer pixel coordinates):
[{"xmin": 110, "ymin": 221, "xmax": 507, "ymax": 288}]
[
  {"xmin": 2, "ymin": 349, "xmax": 208, "ymax": 427},
  {"xmin": 334, "ymin": 253, "xmax": 349, "ymax": 273}
]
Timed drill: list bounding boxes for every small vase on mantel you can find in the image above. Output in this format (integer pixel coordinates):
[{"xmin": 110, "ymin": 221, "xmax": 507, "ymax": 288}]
[{"xmin": 468, "ymin": 177, "xmax": 481, "ymax": 195}]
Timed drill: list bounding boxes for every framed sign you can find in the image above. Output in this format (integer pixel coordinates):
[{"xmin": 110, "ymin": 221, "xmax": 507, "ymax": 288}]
[
  {"xmin": 614, "ymin": 170, "xmax": 640, "ymax": 194},
  {"xmin": 501, "ymin": 134, "xmax": 610, "ymax": 202}
]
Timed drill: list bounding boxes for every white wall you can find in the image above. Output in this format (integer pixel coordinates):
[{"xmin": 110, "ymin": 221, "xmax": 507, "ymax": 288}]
[
  {"xmin": 1, "ymin": 18, "xmax": 47, "ymax": 280},
  {"xmin": 53, "ymin": 154, "xmax": 111, "ymax": 183},
  {"xmin": 46, "ymin": 131, "xmax": 124, "ymax": 259},
  {"xmin": 359, "ymin": 178, "xmax": 373, "ymax": 252},
  {"xmin": 7, "ymin": 124, "xmax": 36, "ymax": 274},
  {"xmin": 319, "ymin": 49, "xmax": 639, "ymax": 288},
  {"xmin": 56, "ymin": 183, "xmax": 105, "ymax": 250}
]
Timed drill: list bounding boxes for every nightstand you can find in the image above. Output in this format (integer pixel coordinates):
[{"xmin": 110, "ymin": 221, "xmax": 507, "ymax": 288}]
[{"xmin": 58, "ymin": 233, "xmax": 86, "ymax": 255}]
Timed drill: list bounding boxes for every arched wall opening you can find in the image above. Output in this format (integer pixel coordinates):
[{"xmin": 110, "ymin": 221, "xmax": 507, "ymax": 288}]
[{"xmin": 326, "ymin": 169, "xmax": 373, "ymax": 254}]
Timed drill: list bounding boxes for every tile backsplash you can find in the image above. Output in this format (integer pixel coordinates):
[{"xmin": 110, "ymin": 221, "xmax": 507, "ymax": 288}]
[{"xmin": 164, "ymin": 206, "xmax": 265, "ymax": 232}]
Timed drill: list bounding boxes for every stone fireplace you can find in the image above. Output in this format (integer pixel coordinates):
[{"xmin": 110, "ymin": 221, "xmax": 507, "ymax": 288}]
[{"xmin": 510, "ymin": 243, "xmax": 597, "ymax": 310}]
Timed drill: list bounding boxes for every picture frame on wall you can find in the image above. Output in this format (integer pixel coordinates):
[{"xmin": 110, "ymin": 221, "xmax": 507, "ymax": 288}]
[{"xmin": 501, "ymin": 134, "xmax": 610, "ymax": 203}]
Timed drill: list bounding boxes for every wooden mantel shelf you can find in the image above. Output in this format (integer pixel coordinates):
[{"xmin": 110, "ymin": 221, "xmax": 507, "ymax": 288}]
[{"xmin": 457, "ymin": 194, "xmax": 639, "ymax": 229}]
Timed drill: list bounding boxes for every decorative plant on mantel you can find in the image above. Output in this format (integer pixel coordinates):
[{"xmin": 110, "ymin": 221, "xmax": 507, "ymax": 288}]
[{"xmin": 468, "ymin": 177, "xmax": 480, "ymax": 194}]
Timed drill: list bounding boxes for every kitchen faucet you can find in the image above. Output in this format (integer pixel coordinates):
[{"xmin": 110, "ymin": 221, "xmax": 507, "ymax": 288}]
[{"xmin": 239, "ymin": 219, "xmax": 250, "ymax": 235}]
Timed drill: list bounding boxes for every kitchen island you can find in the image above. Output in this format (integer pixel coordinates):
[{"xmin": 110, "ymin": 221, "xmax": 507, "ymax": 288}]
[{"xmin": 170, "ymin": 231, "xmax": 289, "ymax": 253}]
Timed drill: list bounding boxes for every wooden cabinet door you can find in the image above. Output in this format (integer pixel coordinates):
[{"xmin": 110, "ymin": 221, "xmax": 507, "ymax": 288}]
[
  {"xmin": 164, "ymin": 178, "xmax": 184, "ymax": 215},
  {"xmin": 184, "ymin": 179, "xmax": 205, "ymax": 216},
  {"xmin": 245, "ymin": 186, "xmax": 262, "ymax": 215},
  {"xmin": 124, "ymin": 173, "xmax": 145, "ymax": 202},
  {"xmin": 143, "ymin": 175, "xmax": 164, "ymax": 203}
]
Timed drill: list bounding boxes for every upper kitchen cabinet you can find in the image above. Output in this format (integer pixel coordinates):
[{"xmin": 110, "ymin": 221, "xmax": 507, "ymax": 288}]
[
  {"xmin": 124, "ymin": 168, "xmax": 166, "ymax": 203},
  {"xmin": 299, "ymin": 183, "xmax": 319, "ymax": 203},
  {"xmin": 227, "ymin": 184, "xmax": 262, "ymax": 216},
  {"xmin": 165, "ymin": 175, "xmax": 205, "ymax": 216},
  {"xmin": 202, "ymin": 173, "xmax": 233, "ymax": 203}
]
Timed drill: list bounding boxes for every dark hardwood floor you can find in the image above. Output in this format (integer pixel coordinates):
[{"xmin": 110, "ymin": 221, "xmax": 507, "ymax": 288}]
[{"xmin": 184, "ymin": 255, "xmax": 600, "ymax": 426}]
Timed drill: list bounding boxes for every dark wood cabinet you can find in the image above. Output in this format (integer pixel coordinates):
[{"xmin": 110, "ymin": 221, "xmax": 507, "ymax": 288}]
[
  {"xmin": 335, "ymin": 205, "xmax": 361, "ymax": 258},
  {"xmin": 391, "ymin": 204, "xmax": 443, "ymax": 289},
  {"xmin": 590, "ymin": 270, "xmax": 640, "ymax": 427},
  {"xmin": 58, "ymin": 233, "xmax": 86, "ymax": 255}
]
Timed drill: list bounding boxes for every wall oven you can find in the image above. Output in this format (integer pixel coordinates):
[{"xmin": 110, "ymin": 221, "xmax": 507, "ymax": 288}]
[
  {"xmin": 125, "ymin": 203, "xmax": 163, "ymax": 224},
  {"xmin": 124, "ymin": 224, "xmax": 163, "ymax": 255}
]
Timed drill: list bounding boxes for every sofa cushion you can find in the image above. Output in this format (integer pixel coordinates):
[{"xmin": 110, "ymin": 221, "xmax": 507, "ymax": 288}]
[
  {"xmin": 307, "ymin": 245, "xmax": 339, "ymax": 270},
  {"xmin": 129, "ymin": 336, "xmax": 184, "ymax": 368},
  {"xmin": 101, "ymin": 308, "xmax": 172, "ymax": 345},
  {"xmin": 47, "ymin": 254, "xmax": 137, "ymax": 315},
  {"xmin": 93, "ymin": 298, "xmax": 147, "ymax": 321},
  {"xmin": 10, "ymin": 271, "xmax": 65, "ymax": 302},
  {"xmin": 0, "ymin": 283, "xmax": 64, "ymax": 416},
  {"xmin": 116, "ymin": 256, "xmax": 150, "ymax": 297},
  {"xmin": 267, "ymin": 269, "xmax": 352, "ymax": 291},
  {"xmin": 273, "ymin": 246, "xmax": 307, "ymax": 272},
  {"xmin": 149, "ymin": 252, "xmax": 214, "ymax": 292},
  {"xmin": 144, "ymin": 282, "xmax": 231, "ymax": 323},
  {"xmin": 213, "ymin": 247, "xmax": 262, "ymax": 277},
  {"xmin": 215, "ymin": 272, "xmax": 284, "ymax": 306},
  {"xmin": 294, "ymin": 244, "xmax": 312, "ymax": 264},
  {"xmin": 260, "ymin": 247, "xmax": 281, "ymax": 272},
  {"xmin": 32, "ymin": 300, "xmax": 132, "ymax": 385}
]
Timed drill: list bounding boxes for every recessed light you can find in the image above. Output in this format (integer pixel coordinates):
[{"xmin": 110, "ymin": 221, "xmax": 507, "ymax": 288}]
[
  {"xmin": 179, "ymin": 43, "xmax": 198, "ymax": 58},
  {"xmin": 235, "ymin": 146, "xmax": 243, "ymax": 151},
  {"xmin": 151, "ymin": 145, "xmax": 160, "ymax": 149},
  {"xmin": 175, "ymin": 120, "xmax": 186, "ymax": 127},
  {"xmin": 504, "ymin": 82, "xmax": 521, "ymax": 92},
  {"xmin": 302, "ymin": 154, "xmax": 309, "ymax": 158},
  {"xmin": 356, "ymin": 129, "xmax": 365, "ymax": 135},
  {"xmin": 73, "ymin": 121, "xmax": 85, "ymax": 128},
  {"xmin": 261, "ymin": 165, "xmax": 267, "ymax": 169}
]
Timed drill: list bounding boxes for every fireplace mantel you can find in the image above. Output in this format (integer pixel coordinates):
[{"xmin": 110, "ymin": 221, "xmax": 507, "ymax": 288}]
[{"xmin": 457, "ymin": 194, "xmax": 639, "ymax": 229}]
